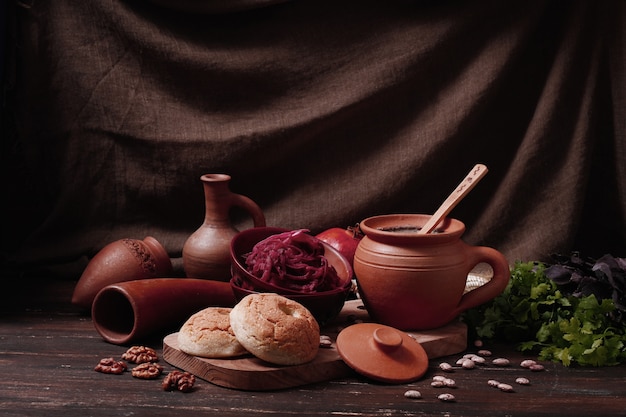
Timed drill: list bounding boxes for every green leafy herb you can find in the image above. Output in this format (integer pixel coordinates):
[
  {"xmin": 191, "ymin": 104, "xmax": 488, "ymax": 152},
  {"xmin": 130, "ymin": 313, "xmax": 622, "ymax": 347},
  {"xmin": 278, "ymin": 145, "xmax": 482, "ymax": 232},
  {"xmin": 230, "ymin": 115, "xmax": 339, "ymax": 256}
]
[{"xmin": 463, "ymin": 260, "xmax": 626, "ymax": 367}]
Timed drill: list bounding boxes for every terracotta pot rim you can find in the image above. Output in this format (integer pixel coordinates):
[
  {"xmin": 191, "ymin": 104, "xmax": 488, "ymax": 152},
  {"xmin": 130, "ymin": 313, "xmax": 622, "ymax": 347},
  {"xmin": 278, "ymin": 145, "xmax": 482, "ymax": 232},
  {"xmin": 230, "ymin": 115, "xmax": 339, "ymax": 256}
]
[
  {"xmin": 200, "ymin": 173, "xmax": 231, "ymax": 182},
  {"xmin": 359, "ymin": 214, "xmax": 465, "ymax": 238}
]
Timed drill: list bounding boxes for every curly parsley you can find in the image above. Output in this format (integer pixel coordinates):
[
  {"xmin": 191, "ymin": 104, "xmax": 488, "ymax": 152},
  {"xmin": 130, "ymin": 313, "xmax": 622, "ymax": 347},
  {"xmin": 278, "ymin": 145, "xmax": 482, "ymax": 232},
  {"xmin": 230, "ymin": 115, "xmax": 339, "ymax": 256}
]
[{"xmin": 463, "ymin": 258, "xmax": 626, "ymax": 367}]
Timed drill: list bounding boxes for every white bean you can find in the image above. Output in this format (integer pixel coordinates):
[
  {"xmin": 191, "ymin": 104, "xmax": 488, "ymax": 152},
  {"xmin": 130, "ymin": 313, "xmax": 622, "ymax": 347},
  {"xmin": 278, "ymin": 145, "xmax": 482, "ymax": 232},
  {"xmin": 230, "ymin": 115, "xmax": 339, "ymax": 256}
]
[
  {"xmin": 438, "ymin": 393, "xmax": 456, "ymax": 402},
  {"xmin": 443, "ymin": 378, "xmax": 456, "ymax": 388},
  {"xmin": 478, "ymin": 349, "xmax": 492, "ymax": 357},
  {"xmin": 520, "ymin": 359, "xmax": 537, "ymax": 368},
  {"xmin": 492, "ymin": 358, "xmax": 510, "ymax": 366},
  {"xmin": 515, "ymin": 377, "xmax": 530, "ymax": 385},
  {"xmin": 497, "ymin": 383, "xmax": 514, "ymax": 392},
  {"xmin": 404, "ymin": 390, "xmax": 422, "ymax": 399},
  {"xmin": 462, "ymin": 359, "xmax": 476, "ymax": 369},
  {"xmin": 319, "ymin": 339, "xmax": 333, "ymax": 348},
  {"xmin": 471, "ymin": 355, "xmax": 486, "ymax": 364},
  {"xmin": 487, "ymin": 379, "xmax": 500, "ymax": 387},
  {"xmin": 439, "ymin": 362, "xmax": 454, "ymax": 372}
]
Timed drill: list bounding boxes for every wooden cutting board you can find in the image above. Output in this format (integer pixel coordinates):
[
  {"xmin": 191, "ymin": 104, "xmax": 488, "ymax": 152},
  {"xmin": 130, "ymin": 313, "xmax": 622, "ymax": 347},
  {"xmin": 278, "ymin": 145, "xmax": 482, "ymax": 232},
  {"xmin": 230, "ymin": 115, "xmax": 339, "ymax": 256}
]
[{"xmin": 163, "ymin": 299, "xmax": 467, "ymax": 391}]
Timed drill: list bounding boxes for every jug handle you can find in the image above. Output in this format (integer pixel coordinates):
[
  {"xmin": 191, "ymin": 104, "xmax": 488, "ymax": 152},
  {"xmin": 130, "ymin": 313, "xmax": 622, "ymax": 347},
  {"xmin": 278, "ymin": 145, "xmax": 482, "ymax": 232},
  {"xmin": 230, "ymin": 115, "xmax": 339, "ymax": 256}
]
[
  {"xmin": 450, "ymin": 245, "xmax": 510, "ymax": 318},
  {"xmin": 229, "ymin": 193, "xmax": 266, "ymax": 227}
]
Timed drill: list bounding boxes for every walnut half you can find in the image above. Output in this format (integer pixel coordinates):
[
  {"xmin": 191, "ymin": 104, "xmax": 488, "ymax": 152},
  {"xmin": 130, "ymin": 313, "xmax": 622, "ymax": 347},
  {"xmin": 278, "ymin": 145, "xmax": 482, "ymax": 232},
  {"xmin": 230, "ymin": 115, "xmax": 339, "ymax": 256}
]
[
  {"xmin": 131, "ymin": 362, "xmax": 164, "ymax": 379},
  {"xmin": 122, "ymin": 346, "xmax": 159, "ymax": 364},
  {"xmin": 162, "ymin": 370, "xmax": 196, "ymax": 393},
  {"xmin": 94, "ymin": 358, "xmax": 127, "ymax": 375}
]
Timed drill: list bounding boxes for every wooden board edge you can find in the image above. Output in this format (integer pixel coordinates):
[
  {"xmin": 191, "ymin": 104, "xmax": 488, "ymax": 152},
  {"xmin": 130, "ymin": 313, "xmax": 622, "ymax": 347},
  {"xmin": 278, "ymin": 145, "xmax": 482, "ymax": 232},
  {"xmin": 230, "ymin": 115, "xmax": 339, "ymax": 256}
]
[{"xmin": 163, "ymin": 333, "xmax": 354, "ymax": 391}]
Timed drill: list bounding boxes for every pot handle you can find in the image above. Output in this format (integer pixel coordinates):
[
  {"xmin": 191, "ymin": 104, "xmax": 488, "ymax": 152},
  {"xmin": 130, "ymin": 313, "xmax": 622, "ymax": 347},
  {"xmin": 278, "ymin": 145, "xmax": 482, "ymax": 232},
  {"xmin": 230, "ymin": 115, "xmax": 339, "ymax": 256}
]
[
  {"xmin": 229, "ymin": 193, "xmax": 266, "ymax": 227},
  {"xmin": 451, "ymin": 245, "xmax": 510, "ymax": 317}
]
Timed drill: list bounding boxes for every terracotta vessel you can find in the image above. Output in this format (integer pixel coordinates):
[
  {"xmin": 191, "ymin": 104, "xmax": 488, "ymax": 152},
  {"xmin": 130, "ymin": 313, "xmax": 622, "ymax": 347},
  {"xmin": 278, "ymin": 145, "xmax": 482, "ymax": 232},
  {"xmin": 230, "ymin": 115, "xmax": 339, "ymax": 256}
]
[
  {"xmin": 72, "ymin": 236, "xmax": 173, "ymax": 310},
  {"xmin": 229, "ymin": 226, "xmax": 353, "ymax": 296},
  {"xmin": 353, "ymin": 214, "xmax": 510, "ymax": 330},
  {"xmin": 91, "ymin": 278, "xmax": 237, "ymax": 345},
  {"xmin": 182, "ymin": 174, "xmax": 266, "ymax": 280}
]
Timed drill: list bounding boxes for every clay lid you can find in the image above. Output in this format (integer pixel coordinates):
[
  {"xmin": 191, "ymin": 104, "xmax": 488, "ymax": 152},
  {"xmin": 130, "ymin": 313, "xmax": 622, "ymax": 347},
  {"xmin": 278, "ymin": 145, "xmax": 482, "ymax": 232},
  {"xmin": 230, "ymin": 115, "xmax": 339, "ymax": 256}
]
[{"xmin": 336, "ymin": 323, "xmax": 428, "ymax": 384}]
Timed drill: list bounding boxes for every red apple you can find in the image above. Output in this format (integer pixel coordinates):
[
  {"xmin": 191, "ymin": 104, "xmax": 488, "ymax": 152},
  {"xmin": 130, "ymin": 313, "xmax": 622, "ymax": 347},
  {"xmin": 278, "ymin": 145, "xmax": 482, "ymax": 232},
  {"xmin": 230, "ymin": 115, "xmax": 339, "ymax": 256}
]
[{"xmin": 316, "ymin": 224, "xmax": 363, "ymax": 267}]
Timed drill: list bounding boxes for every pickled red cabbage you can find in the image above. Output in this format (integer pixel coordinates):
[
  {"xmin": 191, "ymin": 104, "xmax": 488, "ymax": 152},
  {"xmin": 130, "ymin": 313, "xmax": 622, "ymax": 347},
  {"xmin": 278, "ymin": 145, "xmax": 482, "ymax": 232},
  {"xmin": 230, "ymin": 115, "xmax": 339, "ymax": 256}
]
[{"xmin": 244, "ymin": 229, "xmax": 343, "ymax": 292}]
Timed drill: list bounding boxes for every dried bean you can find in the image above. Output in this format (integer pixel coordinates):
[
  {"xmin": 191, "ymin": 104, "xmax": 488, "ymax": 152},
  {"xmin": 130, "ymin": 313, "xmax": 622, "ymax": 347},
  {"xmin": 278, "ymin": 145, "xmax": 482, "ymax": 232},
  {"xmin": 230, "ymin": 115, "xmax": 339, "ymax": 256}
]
[
  {"xmin": 520, "ymin": 359, "xmax": 537, "ymax": 368},
  {"xmin": 497, "ymin": 383, "xmax": 514, "ymax": 392},
  {"xmin": 431, "ymin": 380, "xmax": 445, "ymax": 388},
  {"xmin": 487, "ymin": 379, "xmax": 500, "ymax": 387},
  {"xmin": 515, "ymin": 377, "xmax": 530, "ymax": 385},
  {"xmin": 461, "ymin": 359, "xmax": 476, "ymax": 369},
  {"xmin": 473, "ymin": 339, "xmax": 483, "ymax": 347},
  {"xmin": 404, "ymin": 390, "xmax": 422, "ymax": 399},
  {"xmin": 439, "ymin": 362, "xmax": 454, "ymax": 372},
  {"xmin": 319, "ymin": 339, "xmax": 333, "ymax": 348},
  {"xmin": 529, "ymin": 364, "xmax": 545, "ymax": 372},
  {"xmin": 432, "ymin": 375, "xmax": 447, "ymax": 382},
  {"xmin": 478, "ymin": 349, "xmax": 492, "ymax": 357},
  {"xmin": 443, "ymin": 378, "xmax": 457, "ymax": 388},
  {"xmin": 470, "ymin": 355, "xmax": 485, "ymax": 364},
  {"xmin": 438, "ymin": 393, "xmax": 456, "ymax": 402},
  {"xmin": 492, "ymin": 358, "xmax": 510, "ymax": 366}
]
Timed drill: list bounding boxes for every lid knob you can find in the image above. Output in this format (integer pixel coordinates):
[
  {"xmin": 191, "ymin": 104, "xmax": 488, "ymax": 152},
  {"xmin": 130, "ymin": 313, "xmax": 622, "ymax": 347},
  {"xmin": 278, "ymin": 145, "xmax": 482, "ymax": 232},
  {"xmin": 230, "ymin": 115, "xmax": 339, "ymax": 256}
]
[{"xmin": 373, "ymin": 327, "xmax": 403, "ymax": 352}]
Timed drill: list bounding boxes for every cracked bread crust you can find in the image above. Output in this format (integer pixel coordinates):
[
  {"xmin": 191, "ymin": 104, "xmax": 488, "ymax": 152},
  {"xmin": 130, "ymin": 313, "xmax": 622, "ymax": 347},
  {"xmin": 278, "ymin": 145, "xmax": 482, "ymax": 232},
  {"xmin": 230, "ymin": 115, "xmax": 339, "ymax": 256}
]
[
  {"xmin": 229, "ymin": 293, "xmax": 320, "ymax": 365},
  {"xmin": 177, "ymin": 307, "xmax": 248, "ymax": 358}
]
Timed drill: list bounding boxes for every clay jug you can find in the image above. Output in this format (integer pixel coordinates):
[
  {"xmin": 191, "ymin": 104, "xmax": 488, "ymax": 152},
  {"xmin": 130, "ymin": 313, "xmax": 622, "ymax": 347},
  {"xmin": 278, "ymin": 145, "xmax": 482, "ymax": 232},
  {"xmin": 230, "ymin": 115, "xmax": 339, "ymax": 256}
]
[
  {"xmin": 353, "ymin": 214, "xmax": 510, "ymax": 330},
  {"xmin": 91, "ymin": 278, "xmax": 236, "ymax": 345},
  {"xmin": 182, "ymin": 173, "xmax": 266, "ymax": 280},
  {"xmin": 72, "ymin": 236, "xmax": 173, "ymax": 310}
]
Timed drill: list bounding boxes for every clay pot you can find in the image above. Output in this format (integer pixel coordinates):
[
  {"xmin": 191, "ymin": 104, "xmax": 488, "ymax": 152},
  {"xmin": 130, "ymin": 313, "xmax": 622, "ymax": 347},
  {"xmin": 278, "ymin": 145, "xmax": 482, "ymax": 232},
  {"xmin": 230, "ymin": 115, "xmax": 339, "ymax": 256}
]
[
  {"xmin": 354, "ymin": 214, "xmax": 510, "ymax": 330},
  {"xmin": 182, "ymin": 174, "xmax": 266, "ymax": 281},
  {"xmin": 72, "ymin": 237, "xmax": 173, "ymax": 310},
  {"xmin": 91, "ymin": 278, "xmax": 237, "ymax": 345}
]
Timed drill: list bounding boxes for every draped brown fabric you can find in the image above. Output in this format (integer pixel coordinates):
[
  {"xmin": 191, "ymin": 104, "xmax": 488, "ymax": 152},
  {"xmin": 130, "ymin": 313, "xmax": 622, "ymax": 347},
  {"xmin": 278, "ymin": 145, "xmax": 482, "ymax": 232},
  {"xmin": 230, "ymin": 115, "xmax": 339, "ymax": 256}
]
[{"xmin": 3, "ymin": 0, "xmax": 625, "ymax": 278}]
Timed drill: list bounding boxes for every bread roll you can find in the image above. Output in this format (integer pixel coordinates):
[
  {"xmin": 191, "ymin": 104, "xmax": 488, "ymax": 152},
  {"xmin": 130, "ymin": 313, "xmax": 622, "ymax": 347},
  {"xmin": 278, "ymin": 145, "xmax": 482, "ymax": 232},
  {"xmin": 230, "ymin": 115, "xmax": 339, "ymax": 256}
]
[
  {"xmin": 177, "ymin": 307, "xmax": 248, "ymax": 358},
  {"xmin": 230, "ymin": 293, "xmax": 320, "ymax": 365}
]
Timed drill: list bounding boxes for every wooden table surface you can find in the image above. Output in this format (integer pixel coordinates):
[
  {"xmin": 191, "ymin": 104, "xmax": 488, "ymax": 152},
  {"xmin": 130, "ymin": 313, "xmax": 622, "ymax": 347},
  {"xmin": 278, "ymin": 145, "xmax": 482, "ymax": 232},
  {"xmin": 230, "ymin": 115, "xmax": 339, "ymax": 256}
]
[{"xmin": 2, "ymin": 278, "xmax": 625, "ymax": 417}]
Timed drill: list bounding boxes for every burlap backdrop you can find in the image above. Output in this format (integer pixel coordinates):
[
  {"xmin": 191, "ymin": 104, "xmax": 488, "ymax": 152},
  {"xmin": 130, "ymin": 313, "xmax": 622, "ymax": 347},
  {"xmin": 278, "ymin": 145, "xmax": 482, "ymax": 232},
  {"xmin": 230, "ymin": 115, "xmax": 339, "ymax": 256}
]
[{"xmin": 3, "ymin": 0, "xmax": 625, "ymax": 278}]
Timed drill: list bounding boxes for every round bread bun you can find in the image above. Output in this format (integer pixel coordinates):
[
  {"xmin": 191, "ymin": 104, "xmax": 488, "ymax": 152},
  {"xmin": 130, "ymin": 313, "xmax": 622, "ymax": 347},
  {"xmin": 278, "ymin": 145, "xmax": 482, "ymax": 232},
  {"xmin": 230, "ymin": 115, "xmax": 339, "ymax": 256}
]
[
  {"xmin": 229, "ymin": 293, "xmax": 320, "ymax": 365},
  {"xmin": 177, "ymin": 307, "xmax": 248, "ymax": 358}
]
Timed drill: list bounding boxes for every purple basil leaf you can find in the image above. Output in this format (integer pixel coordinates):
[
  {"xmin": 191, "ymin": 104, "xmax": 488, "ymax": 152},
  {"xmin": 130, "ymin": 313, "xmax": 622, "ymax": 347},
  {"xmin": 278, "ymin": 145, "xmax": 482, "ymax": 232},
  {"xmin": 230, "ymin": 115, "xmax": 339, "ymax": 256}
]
[{"xmin": 545, "ymin": 265, "xmax": 574, "ymax": 285}]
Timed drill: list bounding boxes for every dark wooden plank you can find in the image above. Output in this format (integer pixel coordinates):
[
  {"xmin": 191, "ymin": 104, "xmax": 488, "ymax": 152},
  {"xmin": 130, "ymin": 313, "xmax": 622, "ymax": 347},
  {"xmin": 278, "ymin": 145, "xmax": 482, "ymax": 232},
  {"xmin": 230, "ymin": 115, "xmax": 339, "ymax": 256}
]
[{"xmin": 1, "ymin": 280, "xmax": 626, "ymax": 416}]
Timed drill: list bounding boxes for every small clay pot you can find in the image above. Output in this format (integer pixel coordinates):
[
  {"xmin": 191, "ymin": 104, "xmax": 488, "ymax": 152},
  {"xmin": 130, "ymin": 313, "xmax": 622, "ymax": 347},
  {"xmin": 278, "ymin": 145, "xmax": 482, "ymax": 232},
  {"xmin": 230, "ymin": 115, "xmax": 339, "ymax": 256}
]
[
  {"xmin": 91, "ymin": 278, "xmax": 236, "ymax": 345},
  {"xmin": 72, "ymin": 237, "xmax": 173, "ymax": 310},
  {"xmin": 354, "ymin": 214, "xmax": 510, "ymax": 330}
]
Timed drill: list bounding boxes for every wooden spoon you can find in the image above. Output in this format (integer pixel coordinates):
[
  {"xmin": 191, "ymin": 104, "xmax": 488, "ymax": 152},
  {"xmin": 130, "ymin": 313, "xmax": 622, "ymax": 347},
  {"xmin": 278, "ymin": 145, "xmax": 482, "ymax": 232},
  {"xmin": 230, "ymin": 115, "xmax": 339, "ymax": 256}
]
[{"xmin": 418, "ymin": 164, "xmax": 489, "ymax": 234}]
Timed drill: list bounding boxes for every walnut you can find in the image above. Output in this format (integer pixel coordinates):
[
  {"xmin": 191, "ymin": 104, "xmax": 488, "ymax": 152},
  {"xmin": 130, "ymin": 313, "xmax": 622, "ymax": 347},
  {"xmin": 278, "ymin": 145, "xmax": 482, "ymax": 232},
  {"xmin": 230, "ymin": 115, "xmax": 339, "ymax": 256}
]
[
  {"xmin": 122, "ymin": 346, "xmax": 159, "ymax": 364},
  {"xmin": 162, "ymin": 370, "xmax": 196, "ymax": 393},
  {"xmin": 131, "ymin": 362, "xmax": 164, "ymax": 379},
  {"xmin": 94, "ymin": 357, "xmax": 127, "ymax": 375}
]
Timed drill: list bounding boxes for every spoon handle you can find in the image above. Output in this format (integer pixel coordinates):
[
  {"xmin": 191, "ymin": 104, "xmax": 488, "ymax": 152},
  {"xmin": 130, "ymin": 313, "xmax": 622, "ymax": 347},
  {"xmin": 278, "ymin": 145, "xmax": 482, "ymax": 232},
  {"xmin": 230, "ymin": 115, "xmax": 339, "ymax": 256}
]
[{"xmin": 418, "ymin": 164, "xmax": 489, "ymax": 234}]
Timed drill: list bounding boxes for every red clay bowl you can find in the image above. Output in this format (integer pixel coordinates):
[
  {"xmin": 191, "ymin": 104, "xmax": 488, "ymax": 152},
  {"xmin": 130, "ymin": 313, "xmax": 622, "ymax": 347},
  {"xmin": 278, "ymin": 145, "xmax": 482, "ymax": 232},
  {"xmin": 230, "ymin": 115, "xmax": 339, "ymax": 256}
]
[{"xmin": 230, "ymin": 227, "xmax": 353, "ymax": 296}]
